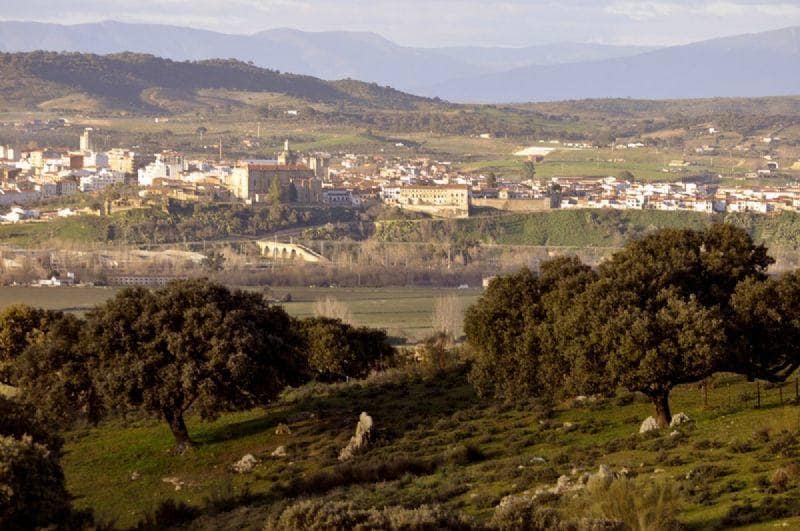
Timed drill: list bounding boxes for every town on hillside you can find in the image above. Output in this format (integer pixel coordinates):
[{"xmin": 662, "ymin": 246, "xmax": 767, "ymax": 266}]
[{"xmin": 0, "ymin": 125, "xmax": 798, "ymax": 223}]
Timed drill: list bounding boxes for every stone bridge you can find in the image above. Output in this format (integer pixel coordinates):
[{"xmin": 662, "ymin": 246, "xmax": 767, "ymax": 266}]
[{"xmin": 256, "ymin": 241, "xmax": 328, "ymax": 263}]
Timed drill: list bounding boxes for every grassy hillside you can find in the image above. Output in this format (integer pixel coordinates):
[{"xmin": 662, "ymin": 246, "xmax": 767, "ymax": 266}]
[
  {"xmin": 372, "ymin": 210, "xmax": 800, "ymax": 251},
  {"xmin": 0, "ymin": 51, "xmax": 433, "ymax": 113},
  {"xmin": 374, "ymin": 210, "xmax": 717, "ymax": 247},
  {"xmin": 61, "ymin": 364, "xmax": 800, "ymax": 529}
]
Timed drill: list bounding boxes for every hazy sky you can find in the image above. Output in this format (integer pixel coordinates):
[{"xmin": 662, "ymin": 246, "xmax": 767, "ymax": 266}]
[{"xmin": 2, "ymin": 0, "xmax": 799, "ymax": 47}]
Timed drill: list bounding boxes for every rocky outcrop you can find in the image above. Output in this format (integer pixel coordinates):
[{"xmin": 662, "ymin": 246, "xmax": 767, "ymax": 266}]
[
  {"xmin": 232, "ymin": 454, "xmax": 260, "ymax": 474},
  {"xmin": 338, "ymin": 412, "xmax": 373, "ymax": 461}
]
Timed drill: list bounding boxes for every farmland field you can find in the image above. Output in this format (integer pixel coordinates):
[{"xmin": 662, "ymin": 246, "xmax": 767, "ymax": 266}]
[{"xmin": 0, "ymin": 285, "xmax": 481, "ymax": 340}]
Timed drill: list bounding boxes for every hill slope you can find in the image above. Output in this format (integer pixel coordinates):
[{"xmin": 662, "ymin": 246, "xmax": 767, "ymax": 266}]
[
  {"xmin": 0, "ymin": 20, "xmax": 654, "ymax": 92},
  {"xmin": 59, "ymin": 364, "xmax": 800, "ymax": 529},
  {"xmin": 0, "ymin": 51, "xmax": 432, "ymax": 113},
  {"xmin": 421, "ymin": 26, "xmax": 800, "ymax": 103}
]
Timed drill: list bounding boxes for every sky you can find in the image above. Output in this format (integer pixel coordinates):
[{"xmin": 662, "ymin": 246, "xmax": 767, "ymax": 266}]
[{"xmin": 1, "ymin": 0, "xmax": 799, "ymax": 47}]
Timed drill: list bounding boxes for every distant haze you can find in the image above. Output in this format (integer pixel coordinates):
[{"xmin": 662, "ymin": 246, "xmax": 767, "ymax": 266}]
[
  {"xmin": 1, "ymin": 0, "xmax": 799, "ymax": 47},
  {"xmin": 0, "ymin": 20, "xmax": 798, "ymax": 103}
]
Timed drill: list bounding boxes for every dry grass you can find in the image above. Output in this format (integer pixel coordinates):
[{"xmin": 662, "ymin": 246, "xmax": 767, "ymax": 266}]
[{"xmin": 312, "ymin": 296, "xmax": 354, "ymax": 324}]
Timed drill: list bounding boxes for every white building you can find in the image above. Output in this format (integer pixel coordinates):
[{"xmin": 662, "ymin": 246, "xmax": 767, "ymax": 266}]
[
  {"xmin": 79, "ymin": 169, "xmax": 125, "ymax": 192},
  {"xmin": 138, "ymin": 154, "xmax": 185, "ymax": 186}
]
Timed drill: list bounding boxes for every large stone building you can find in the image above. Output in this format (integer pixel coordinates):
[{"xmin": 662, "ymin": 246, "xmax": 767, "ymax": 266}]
[
  {"xmin": 229, "ymin": 163, "xmax": 321, "ymax": 203},
  {"xmin": 390, "ymin": 184, "xmax": 471, "ymax": 218}
]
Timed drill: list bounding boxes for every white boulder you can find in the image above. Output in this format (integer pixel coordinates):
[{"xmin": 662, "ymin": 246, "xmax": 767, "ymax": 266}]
[
  {"xmin": 639, "ymin": 416, "xmax": 660, "ymax": 433},
  {"xmin": 670, "ymin": 412, "xmax": 692, "ymax": 428},
  {"xmin": 232, "ymin": 454, "xmax": 260, "ymax": 474},
  {"xmin": 338, "ymin": 412, "xmax": 373, "ymax": 461}
]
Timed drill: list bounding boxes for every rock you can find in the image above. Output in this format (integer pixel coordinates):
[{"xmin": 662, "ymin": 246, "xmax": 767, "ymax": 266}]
[
  {"xmin": 162, "ymin": 477, "xmax": 185, "ymax": 491},
  {"xmin": 129, "ymin": 471, "xmax": 140, "ymax": 481},
  {"xmin": 554, "ymin": 475, "xmax": 573, "ymax": 494},
  {"xmin": 588, "ymin": 464, "xmax": 616, "ymax": 489},
  {"xmin": 232, "ymin": 454, "xmax": 260, "ymax": 474},
  {"xmin": 670, "ymin": 412, "xmax": 692, "ymax": 427},
  {"xmin": 639, "ymin": 416, "xmax": 660, "ymax": 433},
  {"xmin": 530, "ymin": 456, "xmax": 546, "ymax": 464},
  {"xmin": 670, "ymin": 430, "xmax": 680, "ymax": 437},
  {"xmin": 562, "ymin": 421, "xmax": 578, "ymax": 432},
  {"xmin": 275, "ymin": 423, "xmax": 292, "ymax": 435},
  {"xmin": 338, "ymin": 412, "xmax": 373, "ymax": 461},
  {"xmin": 271, "ymin": 445, "xmax": 287, "ymax": 458}
]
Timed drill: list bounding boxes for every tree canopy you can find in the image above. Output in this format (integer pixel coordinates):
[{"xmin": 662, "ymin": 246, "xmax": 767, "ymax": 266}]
[
  {"xmin": 466, "ymin": 224, "xmax": 800, "ymax": 429},
  {"xmin": 87, "ymin": 279, "xmax": 307, "ymax": 452},
  {"xmin": 296, "ymin": 316, "xmax": 394, "ymax": 382}
]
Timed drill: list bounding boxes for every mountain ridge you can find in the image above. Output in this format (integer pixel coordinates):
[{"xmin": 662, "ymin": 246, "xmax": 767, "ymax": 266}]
[
  {"xmin": 0, "ymin": 20, "xmax": 655, "ymax": 92},
  {"xmin": 420, "ymin": 26, "xmax": 800, "ymax": 102}
]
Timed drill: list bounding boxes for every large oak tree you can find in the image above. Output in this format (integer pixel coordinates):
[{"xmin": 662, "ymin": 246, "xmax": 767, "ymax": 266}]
[{"xmin": 87, "ymin": 279, "xmax": 306, "ymax": 452}]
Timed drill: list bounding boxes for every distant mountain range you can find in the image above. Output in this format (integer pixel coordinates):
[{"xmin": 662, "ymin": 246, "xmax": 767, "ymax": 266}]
[
  {"xmin": 0, "ymin": 21, "xmax": 654, "ymax": 94},
  {"xmin": 420, "ymin": 26, "xmax": 800, "ymax": 102},
  {"xmin": 0, "ymin": 21, "xmax": 798, "ymax": 103}
]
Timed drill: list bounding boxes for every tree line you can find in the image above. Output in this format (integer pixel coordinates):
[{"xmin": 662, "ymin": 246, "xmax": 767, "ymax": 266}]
[
  {"xmin": 466, "ymin": 224, "xmax": 800, "ymax": 427},
  {"xmin": 0, "ymin": 280, "xmax": 394, "ymax": 452}
]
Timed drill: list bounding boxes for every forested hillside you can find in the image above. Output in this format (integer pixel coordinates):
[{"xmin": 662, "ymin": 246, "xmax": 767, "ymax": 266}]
[{"xmin": 0, "ymin": 51, "xmax": 433, "ymax": 113}]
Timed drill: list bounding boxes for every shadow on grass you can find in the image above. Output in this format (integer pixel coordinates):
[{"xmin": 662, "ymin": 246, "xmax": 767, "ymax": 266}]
[{"xmin": 193, "ymin": 364, "xmax": 478, "ymax": 447}]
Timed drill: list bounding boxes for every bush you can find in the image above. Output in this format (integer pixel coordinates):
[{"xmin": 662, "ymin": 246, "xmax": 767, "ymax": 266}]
[
  {"xmin": 0, "ymin": 396, "xmax": 63, "ymax": 455},
  {"xmin": 767, "ymin": 431, "xmax": 798, "ymax": 458},
  {"xmin": 285, "ymin": 455, "xmax": 440, "ymax": 497},
  {"xmin": 573, "ymin": 477, "xmax": 685, "ymax": 531},
  {"xmin": 0, "ymin": 435, "xmax": 77, "ymax": 530},
  {"xmin": 721, "ymin": 496, "xmax": 800, "ymax": 527},
  {"xmin": 771, "ymin": 467, "xmax": 791, "ymax": 492},
  {"xmin": 490, "ymin": 495, "xmax": 563, "ymax": 530},
  {"xmin": 297, "ymin": 317, "xmax": 395, "ymax": 381},
  {"xmin": 265, "ymin": 499, "xmax": 474, "ymax": 530}
]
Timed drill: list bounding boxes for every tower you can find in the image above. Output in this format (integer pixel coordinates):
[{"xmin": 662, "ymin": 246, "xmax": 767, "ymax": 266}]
[
  {"xmin": 79, "ymin": 128, "xmax": 96, "ymax": 152},
  {"xmin": 278, "ymin": 139, "xmax": 298, "ymax": 166}
]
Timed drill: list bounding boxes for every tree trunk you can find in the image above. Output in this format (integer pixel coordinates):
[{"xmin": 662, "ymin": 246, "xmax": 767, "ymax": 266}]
[
  {"xmin": 651, "ymin": 391, "xmax": 672, "ymax": 428},
  {"xmin": 163, "ymin": 409, "xmax": 194, "ymax": 454}
]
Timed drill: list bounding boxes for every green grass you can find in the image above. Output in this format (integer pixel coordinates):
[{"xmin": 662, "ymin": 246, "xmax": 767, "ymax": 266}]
[
  {"xmin": 60, "ymin": 367, "xmax": 800, "ymax": 529},
  {"xmin": 0, "ymin": 286, "xmax": 479, "ymax": 341}
]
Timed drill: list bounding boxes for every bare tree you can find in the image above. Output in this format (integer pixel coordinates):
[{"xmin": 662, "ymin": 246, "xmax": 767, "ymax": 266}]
[
  {"xmin": 431, "ymin": 293, "xmax": 464, "ymax": 339},
  {"xmin": 313, "ymin": 297, "xmax": 354, "ymax": 324}
]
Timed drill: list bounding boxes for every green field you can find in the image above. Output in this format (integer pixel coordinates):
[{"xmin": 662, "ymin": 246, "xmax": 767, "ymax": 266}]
[
  {"xmin": 0, "ymin": 286, "xmax": 480, "ymax": 341},
  {"xmin": 59, "ymin": 367, "xmax": 800, "ymax": 529}
]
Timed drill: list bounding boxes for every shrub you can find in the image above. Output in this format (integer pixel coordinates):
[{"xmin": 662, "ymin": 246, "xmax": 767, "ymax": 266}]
[
  {"xmin": 0, "ymin": 435, "xmax": 77, "ymax": 530},
  {"xmin": 490, "ymin": 494, "xmax": 562, "ymax": 531},
  {"xmin": 721, "ymin": 496, "xmax": 800, "ymax": 527},
  {"xmin": 265, "ymin": 499, "xmax": 474, "ymax": 530},
  {"xmin": 771, "ymin": 467, "xmax": 791, "ymax": 492},
  {"xmin": 445, "ymin": 444, "xmax": 486, "ymax": 465},
  {"xmin": 767, "ymin": 431, "xmax": 798, "ymax": 458},
  {"xmin": 134, "ymin": 499, "xmax": 199, "ymax": 529},
  {"xmin": 285, "ymin": 455, "xmax": 440, "ymax": 497},
  {"xmin": 297, "ymin": 317, "xmax": 395, "ymax": 381},
  {"xmin": 573, "ymin": 477, "xmax": 685, "ymax": 531},
  {"xmin": 0, "ymin": 396, "xmax": 63, "ymax": 455},
  {"xmin": 312, "ymin": 297, "xmax": 353, "ymax": 323}
]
